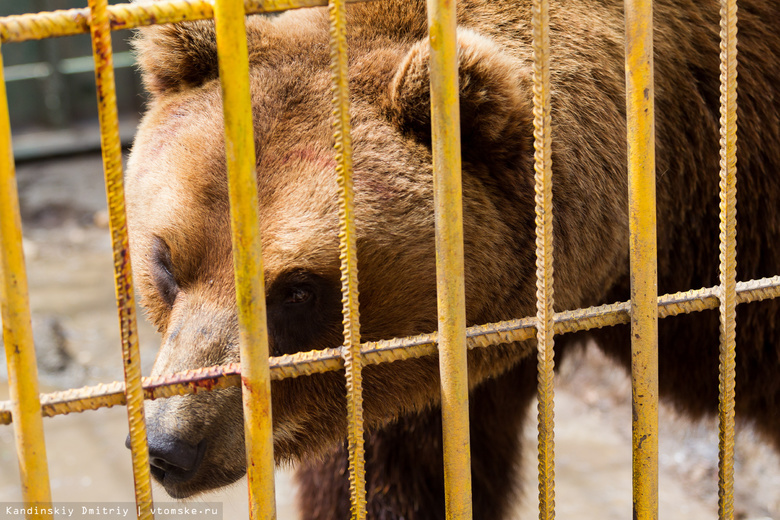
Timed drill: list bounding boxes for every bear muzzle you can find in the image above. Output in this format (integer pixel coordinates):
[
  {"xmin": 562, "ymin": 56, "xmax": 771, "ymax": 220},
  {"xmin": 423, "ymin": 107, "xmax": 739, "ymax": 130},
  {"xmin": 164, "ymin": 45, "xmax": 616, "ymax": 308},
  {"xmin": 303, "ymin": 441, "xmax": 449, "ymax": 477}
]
[{"xmin": 124, "ymin": 430, "xmax": 207, "ymax": 497}]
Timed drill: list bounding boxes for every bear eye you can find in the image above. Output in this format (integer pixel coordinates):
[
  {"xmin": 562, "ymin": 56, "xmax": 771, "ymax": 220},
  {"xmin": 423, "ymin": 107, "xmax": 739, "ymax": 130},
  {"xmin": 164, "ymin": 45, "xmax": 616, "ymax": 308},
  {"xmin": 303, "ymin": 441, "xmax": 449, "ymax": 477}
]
[
  {"xmin": 267, "ymin": 270, "xmax": 342, "ymax": 356},
  {"xmin": 284, "ymin": 285, "xmax": 313, "ymax": 306},
  {"xmin": 151, "ymin": 237, "xmax": 179, "ymax": 308}
]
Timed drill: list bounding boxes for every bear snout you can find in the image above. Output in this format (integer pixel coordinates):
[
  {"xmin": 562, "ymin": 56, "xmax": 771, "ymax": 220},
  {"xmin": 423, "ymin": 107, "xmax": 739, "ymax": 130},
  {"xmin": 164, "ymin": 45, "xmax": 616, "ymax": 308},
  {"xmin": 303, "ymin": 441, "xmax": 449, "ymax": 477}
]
[
  {"xmin": 125, "ymin": 431, "xmax": 206, "ymax": 493},
  {"xmin": 125, "ymin": 387, "xmax": 247, "ymax": 498}
]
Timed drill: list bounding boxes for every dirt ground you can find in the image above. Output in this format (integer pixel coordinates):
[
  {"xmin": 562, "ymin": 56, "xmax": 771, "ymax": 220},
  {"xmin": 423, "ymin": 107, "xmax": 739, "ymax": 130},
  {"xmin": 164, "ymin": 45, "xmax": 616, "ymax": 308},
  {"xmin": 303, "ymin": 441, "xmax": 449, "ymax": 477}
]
[{"xmin": 1, "ymin": 154, "xmax": 778, "ymax": 519}]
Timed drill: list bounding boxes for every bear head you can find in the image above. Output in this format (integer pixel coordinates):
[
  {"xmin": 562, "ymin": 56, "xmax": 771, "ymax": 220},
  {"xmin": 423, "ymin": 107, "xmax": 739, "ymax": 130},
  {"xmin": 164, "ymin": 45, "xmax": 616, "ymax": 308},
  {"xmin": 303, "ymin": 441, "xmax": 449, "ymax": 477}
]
[{"xmin": 126, "ymin": 8, "xmax": 559, "ymax": 498}]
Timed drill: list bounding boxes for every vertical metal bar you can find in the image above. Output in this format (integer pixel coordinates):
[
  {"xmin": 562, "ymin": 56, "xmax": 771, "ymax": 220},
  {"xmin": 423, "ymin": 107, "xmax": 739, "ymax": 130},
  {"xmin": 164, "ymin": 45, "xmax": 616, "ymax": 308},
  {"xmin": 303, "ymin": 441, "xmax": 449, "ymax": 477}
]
[
  {"xmin": 0, "ymin": 44, "xmax": 54, "ymax": 520},
  {"xmin": 213, "ymin": 1, "xmax": 277, "ymax": 519},
  {"xmin": 426, "ymin": 1, "xmax": 473, "ymax": 518},
  {"xmin": 717, "ymin": 0, "xmax": 738, "ymax": 517},
  {"xmin": 37, "ymin": 0, "xmax": 68, "ymax": 129},
  {"xmin": 623, "ymin": 0, "xmax": 659, "ymax": 519},
  {"xmin": 41, "ymin": 38, "xmax": 68, "ymax": 128},
  {"xmin": 327, "ymin": 0, "xmax": 367, "ymax": 518},
  {"xmin": 531, "ymin": 0, "xmax": 556, "ymax": 518},
  {"xmin": 86, "ymin": 2, "xmax": 154, "ymax": 518}
]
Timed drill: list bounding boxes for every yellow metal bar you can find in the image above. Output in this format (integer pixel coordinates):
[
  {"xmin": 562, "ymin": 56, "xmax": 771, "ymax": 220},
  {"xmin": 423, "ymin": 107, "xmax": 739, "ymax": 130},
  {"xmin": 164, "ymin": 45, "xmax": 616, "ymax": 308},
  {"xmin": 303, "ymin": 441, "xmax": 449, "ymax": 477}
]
[
  {"xmin": 717, "ymin": 0, "xmax": 738, "ymax": 517},
  {"xmin": 213, "ymin": 0, "xmax": 276, "ymax": 518},
  {"xmin": 327, "ymin": 0, "xmax": 367, "ymax": 517},
  {"xmin": 1, "ymin": 275, "xmax": 779, "ymax": 426},
  {"xmin": 624, "ymin": 0, "xmax": 659, "ymax": 518},
  {"xmin": 531, "ymin": 0, "xmax": 556, "ymax": 518},
  {"xmin": 426, "ymin": 0, "xmax": 473, "ymax": 518},
  {"xmin": 0, "ymin": 0, "xmax": 374, "ymax": 44},
  {"xmin": 86, "ymin": 0, "xmax": 154, "ymax": 517},
  {"xmin": 0, "ymin": 43, "xmax": 53, "ymax": 519}
]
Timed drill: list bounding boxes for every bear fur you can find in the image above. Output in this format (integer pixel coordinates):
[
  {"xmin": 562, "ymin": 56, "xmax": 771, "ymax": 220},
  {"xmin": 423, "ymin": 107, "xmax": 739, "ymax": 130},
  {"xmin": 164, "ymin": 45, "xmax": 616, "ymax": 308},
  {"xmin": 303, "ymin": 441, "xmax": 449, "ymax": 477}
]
[{"xmin": 125, "ymin": 0, "xmax": 780, "ymax": 518}]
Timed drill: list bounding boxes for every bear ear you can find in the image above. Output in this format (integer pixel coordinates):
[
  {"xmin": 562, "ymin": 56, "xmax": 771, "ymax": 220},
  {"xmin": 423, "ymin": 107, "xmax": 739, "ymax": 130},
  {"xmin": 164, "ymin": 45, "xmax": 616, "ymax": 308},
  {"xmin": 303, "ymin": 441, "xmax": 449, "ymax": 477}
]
[
  {"xmin": 387, "ymin": 29, "xmax": 534, "ymax": 164},
  {"xmin": 132, "ymin": 19, "xmax": 219, "ymax": 97}
]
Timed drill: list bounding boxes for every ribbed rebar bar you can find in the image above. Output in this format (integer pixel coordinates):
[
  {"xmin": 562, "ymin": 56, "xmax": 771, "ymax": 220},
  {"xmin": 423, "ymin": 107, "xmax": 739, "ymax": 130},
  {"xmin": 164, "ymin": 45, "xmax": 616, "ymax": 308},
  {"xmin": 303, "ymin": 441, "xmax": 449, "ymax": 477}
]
[
  {"xmin": 717, "ymin": 0, "xmax": 738, "ymax": 516},
  {"xmin": 327, "ymin": 0, "xmax": 367, "ymax": 516},
  {"xmin": 531, "ymin": 0, "xmax": 556, "ymax": 517},
  {"xmin": 87, "ymin": 0, "xmax": 153, "ymax": 516}
]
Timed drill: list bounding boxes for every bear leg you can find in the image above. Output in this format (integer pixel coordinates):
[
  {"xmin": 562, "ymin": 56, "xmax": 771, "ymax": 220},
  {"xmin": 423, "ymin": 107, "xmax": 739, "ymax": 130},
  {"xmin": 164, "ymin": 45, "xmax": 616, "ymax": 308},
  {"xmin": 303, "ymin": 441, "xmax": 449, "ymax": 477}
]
[{"xmin": 296, "ymin": 358, "xmax": 538, "ymax": 520}]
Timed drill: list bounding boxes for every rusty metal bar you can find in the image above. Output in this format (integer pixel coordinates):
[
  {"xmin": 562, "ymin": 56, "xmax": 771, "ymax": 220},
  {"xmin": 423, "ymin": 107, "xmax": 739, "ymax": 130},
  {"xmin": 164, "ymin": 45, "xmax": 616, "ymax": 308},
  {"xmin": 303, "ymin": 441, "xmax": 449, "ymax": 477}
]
[
  {"xmin": 212, "ymin": 0, "xmax": 276, "ymax": 517},
  {"xmin": 327, "ymin": 0, "xmax": 367, "ymax": 516},
  {"xmin": 2, "ymin": 275, "xmax": 778, "ymax": 428},
  {"xmin": 86, "ymin": 0, "xmax": 154, "ymax": 517},
  {"xmin": 2, "ymin": 276, "xmax": 779, "ymax": 427},
  {"xmin": 531, "ymin": 0, "xmax": 556, "ymax": 517},
  {"xmin": 425, "ymin": 0, "xmax": 473, "ymax": 518},
  {"xmin": 717, "ymin": 0, "xmax": 739, "ymax": 516},
  {"xmin": 624, "ymin": 0, "xmax": 659, "ymax": 518},
  {"xmin": 0, "ymin": 43, "xmax": 54, "ymax": 519},
  {"xmin": 0, "ymin": 0, "xmax": 375, "ymax": 44}
]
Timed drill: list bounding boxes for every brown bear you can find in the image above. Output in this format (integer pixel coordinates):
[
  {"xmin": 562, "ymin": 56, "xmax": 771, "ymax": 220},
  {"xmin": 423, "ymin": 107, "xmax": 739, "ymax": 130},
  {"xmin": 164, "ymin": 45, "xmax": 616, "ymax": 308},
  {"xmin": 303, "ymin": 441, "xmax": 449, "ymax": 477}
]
[{"xmin": 124, "ymin": 0, "xmax": 780, "ymax": 518}]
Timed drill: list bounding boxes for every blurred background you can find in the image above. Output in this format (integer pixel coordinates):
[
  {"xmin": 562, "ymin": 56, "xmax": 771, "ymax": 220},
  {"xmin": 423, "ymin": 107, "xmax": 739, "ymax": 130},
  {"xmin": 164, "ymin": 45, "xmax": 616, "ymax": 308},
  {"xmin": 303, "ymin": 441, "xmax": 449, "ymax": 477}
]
[
  {"xmin": 1, "ymin": 0, "xmax": 141, "ymax": 161},
  {"xmin": 0, "ymin": 2, "xmax": 778, "ymax": 519}
]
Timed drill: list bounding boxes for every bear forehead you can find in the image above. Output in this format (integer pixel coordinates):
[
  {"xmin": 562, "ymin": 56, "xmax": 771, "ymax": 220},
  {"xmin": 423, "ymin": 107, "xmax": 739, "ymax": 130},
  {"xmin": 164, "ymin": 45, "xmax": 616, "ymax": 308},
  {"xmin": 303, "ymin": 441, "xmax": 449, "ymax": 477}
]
[
  {"xmin": 128, "ymin": 78, "xmax": 339, "ymax": 196},
  {"xmin": 126, "ymin": 89, "xmax": 346, "ymax": 277}
]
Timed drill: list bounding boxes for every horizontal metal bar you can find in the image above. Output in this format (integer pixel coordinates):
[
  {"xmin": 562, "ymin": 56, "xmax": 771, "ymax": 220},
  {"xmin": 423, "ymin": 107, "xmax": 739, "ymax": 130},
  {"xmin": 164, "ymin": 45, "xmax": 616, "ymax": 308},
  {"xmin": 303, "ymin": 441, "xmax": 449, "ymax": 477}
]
[
  {"xmin": 12, "ymin": 118, "xmax": 138, "ymax": 162},
  {"xmin": 2, "ymin": 62, "xmax": 49, "ymax": 82},
  {"xmin": 1, "ymin": 275, "xmax": 778, "ymax": 426},
  {"xmin": 0, "ymin": 0, "xmax": 375, "ymax": 44},
  {"xmin": 2, "ymin": 52, "xmax": 135, "ymax": 82}
]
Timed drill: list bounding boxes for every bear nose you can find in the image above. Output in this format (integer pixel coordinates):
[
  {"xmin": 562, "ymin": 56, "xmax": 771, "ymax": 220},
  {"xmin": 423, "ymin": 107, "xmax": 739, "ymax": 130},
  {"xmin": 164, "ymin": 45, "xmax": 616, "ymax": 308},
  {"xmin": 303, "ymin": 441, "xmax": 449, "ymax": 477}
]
[{"xmin": 125, "ymin": 432, "xmax": 206, "ymax": 483}]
